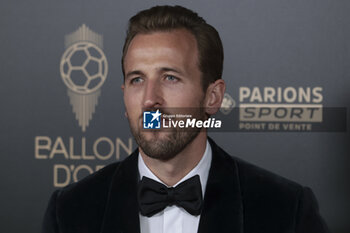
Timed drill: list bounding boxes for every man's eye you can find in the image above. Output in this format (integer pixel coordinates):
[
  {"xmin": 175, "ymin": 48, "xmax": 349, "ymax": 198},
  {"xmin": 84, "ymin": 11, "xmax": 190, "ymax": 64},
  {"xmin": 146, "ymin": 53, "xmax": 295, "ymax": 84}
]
[
  {"xmin": 131, "ymin": 77, "xmax": 143, "ymax": 84},
  {"xmin": 165, "ymin": 75, "xmax": 178, "ymax": 82}
]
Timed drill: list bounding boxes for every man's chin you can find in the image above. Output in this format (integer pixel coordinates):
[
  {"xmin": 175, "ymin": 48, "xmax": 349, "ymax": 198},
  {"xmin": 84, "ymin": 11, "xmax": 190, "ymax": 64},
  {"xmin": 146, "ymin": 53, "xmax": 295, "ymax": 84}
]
[{"xmin": 135, "ymin": 127, "xmax": 200, "ymax": 161}]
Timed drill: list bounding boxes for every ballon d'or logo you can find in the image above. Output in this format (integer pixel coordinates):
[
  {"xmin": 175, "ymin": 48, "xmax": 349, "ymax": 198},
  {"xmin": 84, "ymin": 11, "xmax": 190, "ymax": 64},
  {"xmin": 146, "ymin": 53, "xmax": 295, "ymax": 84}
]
[{"xmin": 60, "ymin": 24, "xmax": 108, "ymax": 132}]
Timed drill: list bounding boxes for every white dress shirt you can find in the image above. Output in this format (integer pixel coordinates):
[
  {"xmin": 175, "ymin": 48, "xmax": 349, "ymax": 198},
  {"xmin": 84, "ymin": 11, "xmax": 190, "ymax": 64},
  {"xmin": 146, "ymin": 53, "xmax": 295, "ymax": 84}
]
[{"xmin": 138, "ymin": 140, "xmax": 212, "ymax": 233}]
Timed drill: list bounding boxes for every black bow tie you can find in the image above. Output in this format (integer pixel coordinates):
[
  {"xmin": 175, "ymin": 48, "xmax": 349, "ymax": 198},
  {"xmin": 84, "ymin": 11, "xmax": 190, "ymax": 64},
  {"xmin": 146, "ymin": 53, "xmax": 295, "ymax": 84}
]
[{"xmin": 137, "ymin": 175, "xmax": 203, "ymax": 217}]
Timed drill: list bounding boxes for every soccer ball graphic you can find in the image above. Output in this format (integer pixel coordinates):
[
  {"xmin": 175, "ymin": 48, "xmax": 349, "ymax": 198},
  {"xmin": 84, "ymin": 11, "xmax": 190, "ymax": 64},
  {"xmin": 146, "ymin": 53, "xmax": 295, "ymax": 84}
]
[{"xmin": 60, "ymin": 42, "xmax": 108, "ymax": 94}]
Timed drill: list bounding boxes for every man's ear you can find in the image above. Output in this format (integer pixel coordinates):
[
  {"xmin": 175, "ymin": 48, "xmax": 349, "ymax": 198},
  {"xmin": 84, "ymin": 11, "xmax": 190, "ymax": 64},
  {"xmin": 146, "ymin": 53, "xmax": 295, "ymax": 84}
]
[
  {"xmin": 204, "ymin": 79, "xmax": 226, "ymax": 115},
  {"xmin": 121, "ymin": 84, "xmax": 125, "ymax": 92}
]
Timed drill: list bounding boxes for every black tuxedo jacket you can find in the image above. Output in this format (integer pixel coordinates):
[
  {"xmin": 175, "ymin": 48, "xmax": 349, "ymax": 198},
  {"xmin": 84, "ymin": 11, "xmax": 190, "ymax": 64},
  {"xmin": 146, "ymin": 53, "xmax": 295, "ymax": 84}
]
[{"xmin": 42, "ymin": 138, "xmax": 329, "ymax": 233}]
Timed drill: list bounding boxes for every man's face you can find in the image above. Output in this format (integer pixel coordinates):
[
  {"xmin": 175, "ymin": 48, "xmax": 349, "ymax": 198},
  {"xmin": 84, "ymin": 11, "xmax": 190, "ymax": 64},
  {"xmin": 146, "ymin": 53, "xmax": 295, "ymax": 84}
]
[{"xmin": 122, "ymin": 29, "xmax": 207, "ymax": 161}]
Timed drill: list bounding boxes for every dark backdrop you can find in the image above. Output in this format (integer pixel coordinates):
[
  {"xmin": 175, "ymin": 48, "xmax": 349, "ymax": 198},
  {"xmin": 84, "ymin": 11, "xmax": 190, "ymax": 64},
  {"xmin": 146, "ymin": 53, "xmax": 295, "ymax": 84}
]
[{"xmin": 0, "ymin": 0, "xmax": 349, "ymax": 232}]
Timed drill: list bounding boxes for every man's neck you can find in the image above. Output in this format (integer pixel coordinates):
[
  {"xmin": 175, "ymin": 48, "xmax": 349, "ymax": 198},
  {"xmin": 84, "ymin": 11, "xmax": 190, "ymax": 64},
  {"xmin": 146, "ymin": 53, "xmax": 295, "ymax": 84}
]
[{"xmin": 139, "ymin": 132, "xmax": 207, "ymax": 186}]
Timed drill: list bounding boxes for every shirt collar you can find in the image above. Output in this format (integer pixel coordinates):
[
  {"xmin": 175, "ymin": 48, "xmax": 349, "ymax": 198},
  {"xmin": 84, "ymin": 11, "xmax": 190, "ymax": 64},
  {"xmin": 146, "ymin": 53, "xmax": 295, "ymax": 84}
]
[{"xmin": 138, "ymin": 139, "xmax": 212, "ymax": 197}]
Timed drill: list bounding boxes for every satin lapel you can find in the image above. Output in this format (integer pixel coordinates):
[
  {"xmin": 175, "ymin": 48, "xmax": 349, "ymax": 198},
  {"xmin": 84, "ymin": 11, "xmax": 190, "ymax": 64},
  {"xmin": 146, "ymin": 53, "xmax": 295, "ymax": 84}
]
[
  {"xmin": 100, "ymin": 150, "xmax": 141, "ymax": 233},
  {"xmin": 197, "ymin": 138, "xmax": 244, "ymax": 233}
]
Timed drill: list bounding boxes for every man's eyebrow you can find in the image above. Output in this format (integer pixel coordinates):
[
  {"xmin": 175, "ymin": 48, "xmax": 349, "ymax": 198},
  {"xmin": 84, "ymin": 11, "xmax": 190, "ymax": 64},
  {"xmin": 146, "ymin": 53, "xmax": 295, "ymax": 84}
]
[
  {"xmin": 126, "ymin": 67, "xmax": 184, "ymax": 79},
  {"xmin": 125, "ymin": 70, "xmax": 144, "ymax": 79},
  {"xmin": 159, "ymin": 67, "xmax": 184, "ymax": 75}
]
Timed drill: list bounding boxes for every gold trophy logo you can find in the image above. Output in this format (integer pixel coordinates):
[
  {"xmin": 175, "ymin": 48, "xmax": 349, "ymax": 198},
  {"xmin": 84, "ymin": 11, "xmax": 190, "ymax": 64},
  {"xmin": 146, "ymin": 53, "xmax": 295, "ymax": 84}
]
[{"xmin": 60, "ymin": 24, "xmax": 108, "ymax": 132}]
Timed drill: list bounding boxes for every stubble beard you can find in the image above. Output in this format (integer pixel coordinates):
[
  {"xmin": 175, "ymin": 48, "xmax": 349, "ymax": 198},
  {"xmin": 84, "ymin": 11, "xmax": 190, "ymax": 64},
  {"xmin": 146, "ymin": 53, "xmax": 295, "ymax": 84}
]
[{"xmin": 129, "ymin": 107, "xmax": 206, "ymax": 161}]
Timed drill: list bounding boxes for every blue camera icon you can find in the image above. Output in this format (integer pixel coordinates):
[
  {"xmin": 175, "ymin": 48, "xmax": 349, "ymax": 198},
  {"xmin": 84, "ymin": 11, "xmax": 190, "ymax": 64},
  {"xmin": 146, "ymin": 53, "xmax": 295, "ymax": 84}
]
[{"xmin": 143, "ymin": 110, "xmax": 161, "ymax": 129}]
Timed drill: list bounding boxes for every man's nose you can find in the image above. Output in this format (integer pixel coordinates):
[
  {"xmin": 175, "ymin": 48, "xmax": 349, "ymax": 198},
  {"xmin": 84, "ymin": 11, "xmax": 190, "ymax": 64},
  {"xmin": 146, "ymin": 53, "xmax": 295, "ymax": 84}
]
[{"xmin": 142, "ymin": 80, "xmax": 163, "ymax": 109}]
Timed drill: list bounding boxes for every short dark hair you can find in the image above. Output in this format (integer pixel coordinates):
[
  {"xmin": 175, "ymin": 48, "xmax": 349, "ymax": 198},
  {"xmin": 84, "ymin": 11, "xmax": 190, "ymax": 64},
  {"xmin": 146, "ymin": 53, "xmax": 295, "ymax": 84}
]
[{"xmin": 122, "ymin": 5, "xmax": 224, "ymax": 91}]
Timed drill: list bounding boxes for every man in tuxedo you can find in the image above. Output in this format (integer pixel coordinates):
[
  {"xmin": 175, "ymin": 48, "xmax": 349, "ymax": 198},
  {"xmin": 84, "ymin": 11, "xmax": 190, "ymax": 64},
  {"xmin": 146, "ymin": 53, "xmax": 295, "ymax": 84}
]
[{"xmin": 42, "ymin": 5, "xmax": 329, "ymax": 233}]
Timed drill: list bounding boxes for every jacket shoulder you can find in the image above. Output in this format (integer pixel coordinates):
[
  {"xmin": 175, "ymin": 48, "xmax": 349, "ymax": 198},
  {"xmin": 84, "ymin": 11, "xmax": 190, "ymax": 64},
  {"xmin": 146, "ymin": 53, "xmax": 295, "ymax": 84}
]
[
  {"xmin": 212, "ymin": 140, "xmax": 303, "ymax": 195},
  {"xmin": 58, "ymin": 161, "xmax": 121, "ymax": 198},
  {"xmin": 225, "ymin": 150, "xmax": 304, "ymax": 210},
  {"xmin": 209, "ymin": 139, "xmax": 329, "ymax": 233},
  {"xmin": 213, "ymin": 142, "xmax": 304, "ymax": 231},
  {"xmin": 52, "ymin": 161, "xmax": 122, "ymax": 232},
  {"xmin": 234, "ymin": 156, "xmax": 303, "ymax": 196}
]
